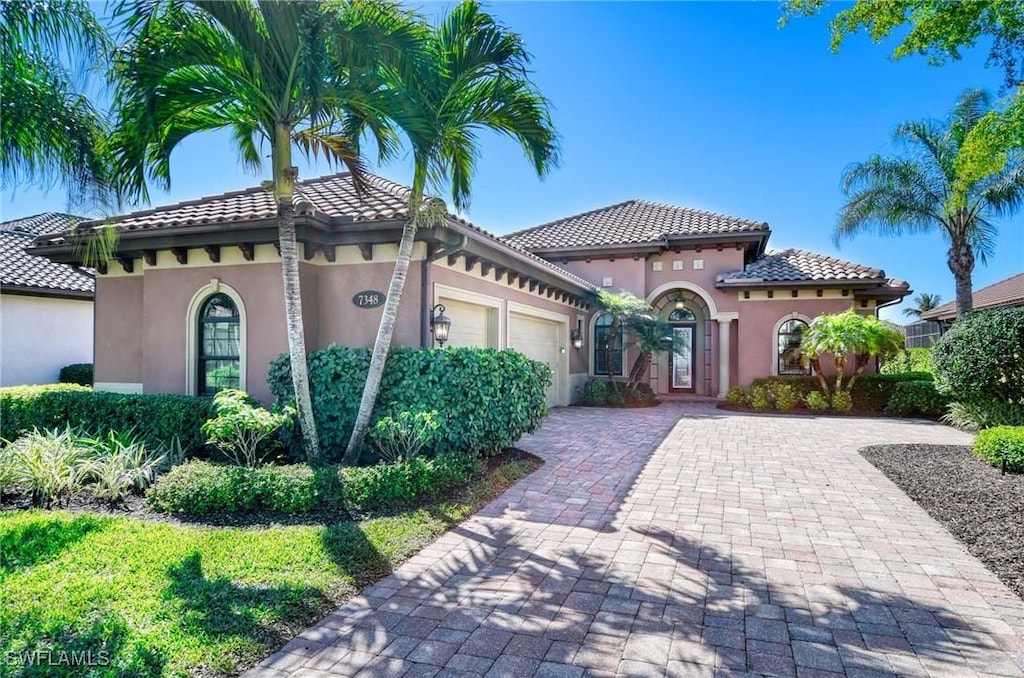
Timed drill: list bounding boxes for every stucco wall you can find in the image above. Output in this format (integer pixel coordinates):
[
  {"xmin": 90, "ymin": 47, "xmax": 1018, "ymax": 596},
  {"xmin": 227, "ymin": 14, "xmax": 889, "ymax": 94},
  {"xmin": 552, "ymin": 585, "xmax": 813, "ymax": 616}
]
[
  {"xmin": 94, "ymin": 276, "xmax": 143, "ymax": 386},
  {"xmin": 317, "ymin": 261, "xmax": 421, "ymax": 349},
  {"xmin": 0, "ymin": 293, "xmax": 93, "ymax": 386}
]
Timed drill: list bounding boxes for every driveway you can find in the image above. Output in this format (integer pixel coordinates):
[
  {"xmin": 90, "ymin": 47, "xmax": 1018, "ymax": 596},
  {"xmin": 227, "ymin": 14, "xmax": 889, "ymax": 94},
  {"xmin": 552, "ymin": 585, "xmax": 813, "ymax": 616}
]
[{"xmin": 250, "ymin": 403, "xmax": 1024, "ymax": 677}]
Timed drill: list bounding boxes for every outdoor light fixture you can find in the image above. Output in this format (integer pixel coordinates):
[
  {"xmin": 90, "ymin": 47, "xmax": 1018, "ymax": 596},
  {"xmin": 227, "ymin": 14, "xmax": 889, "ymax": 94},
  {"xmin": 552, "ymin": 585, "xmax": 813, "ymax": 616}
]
[
  {"xmin": 429, "ymin": 303, "xmax": 452, "ymax": 347},
  {"xmin": 571, "ymin": 328, "xmax": 583, "ymax": 350},
  {"xmin": 674, "ymin": 295, "xmax": 686, "ymax": 311}
]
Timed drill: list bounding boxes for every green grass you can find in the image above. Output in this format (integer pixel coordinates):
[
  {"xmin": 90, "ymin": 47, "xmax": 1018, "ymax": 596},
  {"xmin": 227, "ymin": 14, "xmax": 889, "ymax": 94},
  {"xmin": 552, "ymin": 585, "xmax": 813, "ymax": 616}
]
[{"xmin": 0, "ymin": 457, "xmax": 540, "ymax": 677}]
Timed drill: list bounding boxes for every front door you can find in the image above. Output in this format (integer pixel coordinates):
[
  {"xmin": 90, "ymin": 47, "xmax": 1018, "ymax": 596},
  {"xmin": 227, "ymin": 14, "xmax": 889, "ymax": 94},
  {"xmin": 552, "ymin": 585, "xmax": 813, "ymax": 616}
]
[{"xmin": 671, "ymin": 325, "xmax": 694, "ymax": 391}]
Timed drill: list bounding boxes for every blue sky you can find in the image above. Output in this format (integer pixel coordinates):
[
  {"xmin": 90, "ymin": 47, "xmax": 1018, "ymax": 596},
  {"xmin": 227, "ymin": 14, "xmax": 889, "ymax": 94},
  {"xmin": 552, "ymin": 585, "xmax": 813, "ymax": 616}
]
[{"xmin": 4, "ymin": 1, "xmax": 1021, "ymax": 321}]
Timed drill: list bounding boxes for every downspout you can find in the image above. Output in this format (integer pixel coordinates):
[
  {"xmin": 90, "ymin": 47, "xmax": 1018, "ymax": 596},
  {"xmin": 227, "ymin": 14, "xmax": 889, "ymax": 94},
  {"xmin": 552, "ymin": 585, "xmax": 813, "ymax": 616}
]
[
  {"xmin": 873, "ymin": 295, "xmax": 904, "ymax": 372},
  {"xmin": 421, "ymin": 233, "xmax": 468, "ymax": 347}
]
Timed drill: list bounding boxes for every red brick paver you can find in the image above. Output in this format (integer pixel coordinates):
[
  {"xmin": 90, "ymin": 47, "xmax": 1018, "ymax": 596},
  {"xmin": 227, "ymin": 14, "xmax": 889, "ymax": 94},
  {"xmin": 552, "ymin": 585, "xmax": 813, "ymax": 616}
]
[{"xmin": 248, "ymin": 404, "xmax": 1024, "ymax": 677}]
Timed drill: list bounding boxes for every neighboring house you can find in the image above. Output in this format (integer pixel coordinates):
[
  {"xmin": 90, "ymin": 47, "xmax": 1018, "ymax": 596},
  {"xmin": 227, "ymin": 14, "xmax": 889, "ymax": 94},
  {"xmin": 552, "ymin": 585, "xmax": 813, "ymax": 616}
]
[
  {"xmin": 30, "ymin": 173, "xmax": 909, "ymax": 403},
  {"xmin": 903, "ymin": 320, "xmax": 941, "ymax": 348},
  {"xmin": 1, "ymin": 213, "xmax": 93, "ymax": 386},
  {"xmin": 920, "ymin": 272, "xmax": 1024, "ymax": 328}
]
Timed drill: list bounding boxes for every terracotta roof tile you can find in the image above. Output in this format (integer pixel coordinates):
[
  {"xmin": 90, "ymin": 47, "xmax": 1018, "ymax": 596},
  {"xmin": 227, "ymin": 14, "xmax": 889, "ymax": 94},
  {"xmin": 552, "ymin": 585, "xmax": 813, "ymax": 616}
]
[
  {"xmin": 921, "ymin": 272, "xmax": 1024, "ymax": 320},
  {"xmin": 503, "ymin": 199, "xmax": 768, "ymax": 250},
  {"xmin": 717, "ymin": 248, "xmax": 885, "ymax": 284},
  {"xmin": 1, "ymin": 214, "xmax": 93, "ymax": 294}
]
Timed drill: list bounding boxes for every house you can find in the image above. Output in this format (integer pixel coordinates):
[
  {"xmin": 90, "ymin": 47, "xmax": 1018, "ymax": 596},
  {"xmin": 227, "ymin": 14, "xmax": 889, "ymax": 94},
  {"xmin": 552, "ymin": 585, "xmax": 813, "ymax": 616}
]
[
  {"xmin": 920, "ymin": 272, "xmax": 1024, "ymax": 327},
  {"xmin": 29, "ymin": 172, "xmax": 909, "ymax": 403},
  {"xmin": 1, "ymin": 213, "xmax": 94, "ymax": 386}
]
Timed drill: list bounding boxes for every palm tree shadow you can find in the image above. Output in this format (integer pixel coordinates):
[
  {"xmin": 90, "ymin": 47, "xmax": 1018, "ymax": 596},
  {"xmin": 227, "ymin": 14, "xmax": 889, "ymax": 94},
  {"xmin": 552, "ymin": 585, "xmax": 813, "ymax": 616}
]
[{"xmin": 0, "ymin": 514, "xmax": 108, "ymax": 572}]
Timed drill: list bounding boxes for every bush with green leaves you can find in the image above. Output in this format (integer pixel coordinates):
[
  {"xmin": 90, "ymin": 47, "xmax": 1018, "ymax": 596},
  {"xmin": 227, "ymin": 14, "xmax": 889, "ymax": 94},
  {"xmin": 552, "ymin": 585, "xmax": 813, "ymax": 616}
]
[
  {"xmin": 806, "ymin": 390, "xmax": 830, "ymax": 412},
  {"xmin": 0, "ymin": 385, "xmax": 213, "ymax": 456},
  {"xmin": 884, "ymin": 381, "xmax": 949, "ymax": 418},
  {"xmin": 751, "ymin": 373, "xmax": 932, "ymax": 413},
  {"xmin": 973, "ymin": 426, "xmax": 1024, "ymax": 473},
  {"xmin": 147, "ymin": 452, "xmax": 481, "ymax": 515},
  {"xmin": 269, "ymin": 347, "xmax": 549, "ymax": 461},
  {"xmin": 58, "ymin": 363, "xmax": 93, "ymax": 386},
  {"xmin": 933, "ymin": 307, "xmax": 1024, "ymax": 428},
  {"xmin": 579, "ymin": 379, "xmax": 612, "ymax": 406},
  {"xmin": 880, "ymin": 348, "xmax": 934, "ymax": 376},
  {"xmin": 768, "ymin": 382, "xmax": 799, "ymax": 412},
  {"xmin": 201, "ymin": 389, "xmax": 294, "ymax": 467},
  {"xmin": 726, "ymin": 387, "xmax": 747, "ymax": 406},
  {"xmin": 943, "ymin": 400, "xmax": 1024, "ymax": 432},
  {"xmin": 82, "ymin": 430, "xmax": 167, "ymax": 505},
  {"xmin": 369, "ymin": 411, "xmax": 441, "ymax": 463},
  {"xmin": 749, "ymin": 384, "xmax": 772, "ymax": 410},
  {"xmin": 831, "ymin": 390, "xmax": 853, "ymax": 413}
]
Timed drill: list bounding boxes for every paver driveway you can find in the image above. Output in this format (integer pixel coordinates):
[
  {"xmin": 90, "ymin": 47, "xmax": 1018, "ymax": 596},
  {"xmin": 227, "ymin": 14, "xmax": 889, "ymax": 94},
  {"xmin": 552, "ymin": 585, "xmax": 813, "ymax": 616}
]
[{"xmin": 250, "ymin": 403, "xmax": 1024, "ymax": 677}]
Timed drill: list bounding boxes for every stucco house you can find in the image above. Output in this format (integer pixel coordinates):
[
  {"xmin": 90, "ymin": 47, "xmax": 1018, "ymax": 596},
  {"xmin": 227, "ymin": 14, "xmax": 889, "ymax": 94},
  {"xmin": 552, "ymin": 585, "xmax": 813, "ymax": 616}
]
[
  {"xmin": 921, "ymin": 272, "xmax": 1024, "ymax": 326},
  {"xmin": 29, "ymin": 172, "xmax": 909, "ymax": 404},
  {"xmin": 1, "ymin": 213, "xmax": 94, "ymax": 386}
]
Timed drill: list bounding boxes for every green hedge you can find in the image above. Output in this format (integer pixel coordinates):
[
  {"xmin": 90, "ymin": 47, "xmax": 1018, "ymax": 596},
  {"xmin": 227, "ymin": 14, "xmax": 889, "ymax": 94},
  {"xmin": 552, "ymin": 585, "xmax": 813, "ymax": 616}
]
[
  {"xmin": 973, "ymin": 426, "xmax": 1024, "ymax": 473},
  {"xmin": 880, "ymin": 349, "xmax": 934, "ymax": 376},
  {"xmin": 58, "ymin": 363, "xmax": 93, "ymax": 386},
  {"xmin": 268, "ymin": 346, "xmax": 551, "ymax": 460},
  {"xmin": 147, "ymin": 453, "xmax": 481, "ymax": 515},
  {"xmin": 884, "ymin": 380, "xmax": 949, "ymax": 418},
  {"xmin": 578, "ymin": 379, "xmax": 656, "ymax": 407},
  {"xmin": 0, "ymin": 385, "xmax": 213, "ymax": 455},
  {"xmin": 751, "ymin": 372, "xmax": 932, "ymax": 412}
]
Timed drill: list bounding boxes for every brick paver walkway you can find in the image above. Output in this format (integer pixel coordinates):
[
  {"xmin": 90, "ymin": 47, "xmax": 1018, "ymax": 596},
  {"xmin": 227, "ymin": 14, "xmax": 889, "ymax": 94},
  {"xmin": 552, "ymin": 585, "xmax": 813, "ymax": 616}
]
[{"xmin": 250, "ymin": 404, "xmax": 1024, "ymax": 677}]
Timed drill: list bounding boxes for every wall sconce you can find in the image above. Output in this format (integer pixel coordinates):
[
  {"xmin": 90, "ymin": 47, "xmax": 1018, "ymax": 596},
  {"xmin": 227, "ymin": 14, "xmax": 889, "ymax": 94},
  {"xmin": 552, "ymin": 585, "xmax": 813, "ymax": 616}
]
[
  {"xmin": 429, "ymin": 303, "xmax": 451, "ymax": 347},
  {"xmin": 571, "ymin": 328, "xmax": 583, "ymax": 350},
  {"xmin": 674, "ymin": 295, "xmax": 686, "ymax": 311}
]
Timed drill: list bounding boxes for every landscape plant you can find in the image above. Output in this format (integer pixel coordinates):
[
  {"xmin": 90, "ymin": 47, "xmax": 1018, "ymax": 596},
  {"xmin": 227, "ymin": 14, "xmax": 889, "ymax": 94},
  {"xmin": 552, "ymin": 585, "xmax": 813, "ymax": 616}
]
[
  {"xmin": 726, "ymin": 386, "xmax": 747, "ymax": 406},
  {"xmin": 58, "ymin": 363, "xmax": 93, "ymax": 386},
  {"xmin": 901, "ymin": 292, "xmax": 943, "ymax": 319},
  {"xmin": 369, "ymin": 411, "xmax": 441, "ymax": 463},
  {"xmin": 81, "ymin": 430, "xmax": 165, "ymax": 506},
  {"xmin": 201, "ymin": 389, "xmax": 294, "ymax": 467},
  {"xmin": 884, "ymin": 381, "xmax": 949, "ymax": 418},
  {"xmin": 831, "ymin": 390, "xmax": 854, "ymax": 413},
  {"xmin": 806, "ymin": 390, "xmax": 830, "ymax": 412},
  {"xmin": 881, "ymin": 348, "xmax": 935, "ymax": 375},
  {"xmin": 749, "ymin": 384, "xmax": 773, "ymax": 411},
  {"xmin": 344, "ymin": 0, "xmax": 559, "ymax": 461},
  {"xmin": 800, "ymin": 310, "xmax": 904, "ymax": 397},
  {"xmin": 973, "ymin": 426, "xmax": 1024, "ymax": 473}
]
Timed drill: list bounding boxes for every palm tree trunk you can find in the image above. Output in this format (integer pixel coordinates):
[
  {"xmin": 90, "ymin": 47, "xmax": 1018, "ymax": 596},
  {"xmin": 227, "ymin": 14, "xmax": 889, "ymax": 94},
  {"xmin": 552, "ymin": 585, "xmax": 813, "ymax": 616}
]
[
  {"xmin": 343, "ymin": 216, "xmax": 418, "ymax": 465},
  {"xmin": 628, "ymin": 350, "xmax": 650, "ymax": 385},
  {"xmin": 277, "ymin": 201, "xmax": 321, "ymax": 463},
  {"xmin": 606, "ymin": 317, "xmax": 620, "ymax": 390},
  {"xmin": 273, "ymin": 125, "xmax": 320, "ymax": 463},
  {"xmin": 810, "ymin": 358, "xmax": 830, "ymax": 395},
  {"xmin": 948, "ymin": 239, "xmax": 975, "ymax": 318}
]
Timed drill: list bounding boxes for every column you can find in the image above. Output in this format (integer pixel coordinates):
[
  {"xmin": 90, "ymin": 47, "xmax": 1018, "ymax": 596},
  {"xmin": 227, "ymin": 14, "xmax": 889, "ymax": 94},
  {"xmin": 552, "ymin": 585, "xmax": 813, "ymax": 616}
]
[{"xmin": 717, "ymin": 318, "xmax": 730, "ymax": 398}]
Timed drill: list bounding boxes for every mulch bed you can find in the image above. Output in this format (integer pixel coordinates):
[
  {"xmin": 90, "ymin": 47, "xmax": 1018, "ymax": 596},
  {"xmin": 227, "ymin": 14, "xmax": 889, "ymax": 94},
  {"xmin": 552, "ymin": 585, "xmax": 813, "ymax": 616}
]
[{"xmin": 861, "ymin": 444, "xmax": 1024, "ymax": 600}]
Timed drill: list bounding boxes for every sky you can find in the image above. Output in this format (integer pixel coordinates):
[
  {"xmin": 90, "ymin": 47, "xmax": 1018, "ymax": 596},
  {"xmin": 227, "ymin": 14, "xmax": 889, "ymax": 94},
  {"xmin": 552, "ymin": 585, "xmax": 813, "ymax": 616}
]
[{"xmin": 4, "ymin": 1, "xmax": 1022, "ymax": 321}]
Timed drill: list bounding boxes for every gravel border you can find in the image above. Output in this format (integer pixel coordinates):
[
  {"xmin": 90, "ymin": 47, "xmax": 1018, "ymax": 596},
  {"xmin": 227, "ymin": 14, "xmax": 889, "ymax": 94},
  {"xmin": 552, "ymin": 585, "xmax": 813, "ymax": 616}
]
[{"xmin": 861, "ymin": 443, "xmax": 1024, "ymax": 599}]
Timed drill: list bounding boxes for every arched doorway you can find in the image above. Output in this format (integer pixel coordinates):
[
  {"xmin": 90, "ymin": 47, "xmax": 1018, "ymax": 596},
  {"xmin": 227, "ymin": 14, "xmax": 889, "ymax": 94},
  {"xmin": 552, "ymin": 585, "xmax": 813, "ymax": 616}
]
[
  {"xmin": 650, "ymin": 289, "xmax": 712, "ymax": 396},
  {"xmin": 667, "ymin": 306, "xmax": 696, "ymax": 392}
]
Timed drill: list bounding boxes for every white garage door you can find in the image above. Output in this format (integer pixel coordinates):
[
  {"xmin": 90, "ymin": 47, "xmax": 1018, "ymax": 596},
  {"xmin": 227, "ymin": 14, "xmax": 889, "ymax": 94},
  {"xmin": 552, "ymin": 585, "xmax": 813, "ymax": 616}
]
[
  {"xmin": 440, "ymin": 298, "xmax": 491, "ymax": 348},
  {"xmin": 509, "ymin": 312, "xmax": 564, "ymax": 407}
]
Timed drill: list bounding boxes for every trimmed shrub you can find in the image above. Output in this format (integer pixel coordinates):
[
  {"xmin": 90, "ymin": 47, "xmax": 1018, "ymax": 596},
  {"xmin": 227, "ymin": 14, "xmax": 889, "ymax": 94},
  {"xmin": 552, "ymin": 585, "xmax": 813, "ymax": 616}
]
[
  {"xmin": 751, "ymin": 373, "xmax": 932, "ymax": 413},
  {"xmin": 0, "ymin": 385, "xmax": 213, "ymax": 455},
  {"xmin": 973, "ymin": 426, "xmax": 1024, "ymax": 473},
  {"xmin": 147, "ymin": 453, "xmax": 481, "ymax": 515},
  {"xmin": 884, "ymin": 381, "xmax": 950, "ymax": 418},
  {"xmin": 832, "ymin": 390, "xmax": 853, "ymax": 414},
  {"xmin": 749, "ymin": 384, "xmax": 772, "ymax": 411},
  {"xmin": 269, "ymin": 346, "xmax": 550, "ymax": 460},
  {"xmin": 880, "ymin": 349, "xmax": 934, "ymax": 376},
  {"xmin": 59, "ymin": 363, "xmax": 93, "ymax": 386},
  {"xmin": 806, "ymin": 391, "xmax": 829, "ymax": 412},
  {"xmin": 201, "ymin": 389, "xmax": 293, "ymax": 467},
  {"xmin": 579, "ymin": 379, "xmax": 613, "ymax": 406},
  {"xmin": 726, "ymin": 386, "xmax": 746, "ymax": 406},
  {"xmin": 933, "ymin": 307, "xmax": 1024, "ymax": 427},
  {"xmin": 768, "ymin": 382, "xmax": 799, "ymax": 412}
]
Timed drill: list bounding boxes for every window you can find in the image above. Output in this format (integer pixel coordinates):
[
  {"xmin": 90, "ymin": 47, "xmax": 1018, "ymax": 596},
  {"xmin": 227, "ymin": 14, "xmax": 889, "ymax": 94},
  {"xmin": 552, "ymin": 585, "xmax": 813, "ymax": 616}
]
[
  {"xmin": 593, "ymin": 313, "xmax": 623, "ymax": 376},
  {"xmin": 668, "ymin": 308, "xmax": 695, "ymax": 322},
  {"xmin": 198, "ymin": 293, "xmax": 241, "ymax": 395},
  {"xmin": 777, "ymin": 319, "xmax": 809, "ymax": 375}
]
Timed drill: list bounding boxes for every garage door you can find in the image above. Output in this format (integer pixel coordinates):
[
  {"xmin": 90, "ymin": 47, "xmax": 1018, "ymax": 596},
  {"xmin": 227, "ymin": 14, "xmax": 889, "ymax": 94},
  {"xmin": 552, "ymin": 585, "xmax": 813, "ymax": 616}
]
[
  {"xmin": 509, "ymin": 313, "xmax": 564, "ymax": 407},
  {"xmin": 439, "ymin": 298, "xmax": 491, "ymax": 348}
]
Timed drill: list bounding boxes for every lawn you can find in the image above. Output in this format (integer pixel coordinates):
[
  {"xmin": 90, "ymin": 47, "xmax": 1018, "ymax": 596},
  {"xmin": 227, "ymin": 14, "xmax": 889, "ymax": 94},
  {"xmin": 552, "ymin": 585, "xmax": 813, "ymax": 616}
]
[{"xmin": 0, "ymin": 456, "xmax": 539, "ymax": 677}]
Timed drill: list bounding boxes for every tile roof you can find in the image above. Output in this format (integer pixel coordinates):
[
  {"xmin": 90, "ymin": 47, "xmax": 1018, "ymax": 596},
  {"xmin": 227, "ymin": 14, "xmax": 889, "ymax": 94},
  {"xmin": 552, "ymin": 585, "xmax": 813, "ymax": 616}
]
[
  {"xmin": 717, "ymin": 248, "xmax": 886, "ymax": 284},
  {"xmin": 503, "ymin": 199, "xmax": 769, "ymax": 250},
  {"xmin": 1, "ymin": 214, "xmax": 93, "ymax": 295},
  {"xmin": 921, "ymin": 272, "xmax": 1024, "ymax": 320}
]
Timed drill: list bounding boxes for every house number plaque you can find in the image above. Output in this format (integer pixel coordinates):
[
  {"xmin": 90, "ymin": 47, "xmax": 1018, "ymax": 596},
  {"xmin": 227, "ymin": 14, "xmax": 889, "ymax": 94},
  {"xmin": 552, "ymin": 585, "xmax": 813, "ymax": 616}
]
[{"xmin": 352, "ymin": 290, "xmax": 386, "ymax": 308}]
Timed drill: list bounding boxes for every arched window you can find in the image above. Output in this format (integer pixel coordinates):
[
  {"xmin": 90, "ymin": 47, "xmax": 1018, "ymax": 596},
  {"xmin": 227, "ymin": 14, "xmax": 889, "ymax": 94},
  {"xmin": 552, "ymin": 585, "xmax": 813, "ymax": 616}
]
[
  {"xmin": 198, "ymin": 293, "xmax": 241, "ymax": 394},
  {"xmin": 668, "ymin": 307, "xmax": 695, "ymax": 322},
  {"xmin": 593, "ymin": 313, "xmax": 623, "ymax": 376},
  {"xmin": 777, "ymin": 319, "xmax": 809, "ymax": 375}
]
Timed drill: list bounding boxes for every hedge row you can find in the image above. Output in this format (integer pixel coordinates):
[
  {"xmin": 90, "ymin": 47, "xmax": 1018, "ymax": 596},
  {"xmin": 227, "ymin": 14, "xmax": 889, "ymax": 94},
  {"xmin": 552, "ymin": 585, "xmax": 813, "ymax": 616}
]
[
  {"xmin": 269, "ymin": 346, "xmax": 551, "ymax": 460},
  {"xmin": 146, "ymin": 453, "xmax": 481, "ymax": 515},
  {"xmin": 973, "ymin": 427, "xmax": 1024, "ymax": 473},
  {"xmin": 0, "ymin": 385, "xmax": 213, "ymax": 455},
  {"xmin": 884, "ymin": 380, "xmax": 949, "ymax": 418},
  {"xmin": 750, "ymin": 372, "xmax": 933, "ymax": 413}
]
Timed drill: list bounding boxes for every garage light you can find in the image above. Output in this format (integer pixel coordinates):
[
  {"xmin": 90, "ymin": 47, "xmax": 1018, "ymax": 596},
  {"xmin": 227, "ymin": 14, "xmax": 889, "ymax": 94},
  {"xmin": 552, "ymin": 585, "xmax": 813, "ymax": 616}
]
[{"xmin": 430, "ymin": 304, "xmax": 452, "ymax": 347}]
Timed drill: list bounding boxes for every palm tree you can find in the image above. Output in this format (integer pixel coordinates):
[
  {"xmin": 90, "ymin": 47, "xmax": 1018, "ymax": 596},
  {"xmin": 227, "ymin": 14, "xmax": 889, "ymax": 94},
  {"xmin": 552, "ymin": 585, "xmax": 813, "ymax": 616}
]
[
  {"xmin": 110, "ymin": 0, "xmax": 425, "ymax": 462},
  {"xmin": 902, "ymin": 292, "xmax": 943, "ymax": 318},
  {"xmin": 1, "ymin": 0, "xmax": 112, "ymax": 204},
  {"xmin": 837, "ymin": 89, "xmax": 1024, "ymax": 318},
  {"xmin": 342, "ymin": 0, "xmax": 559, "ymax": 463}
]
